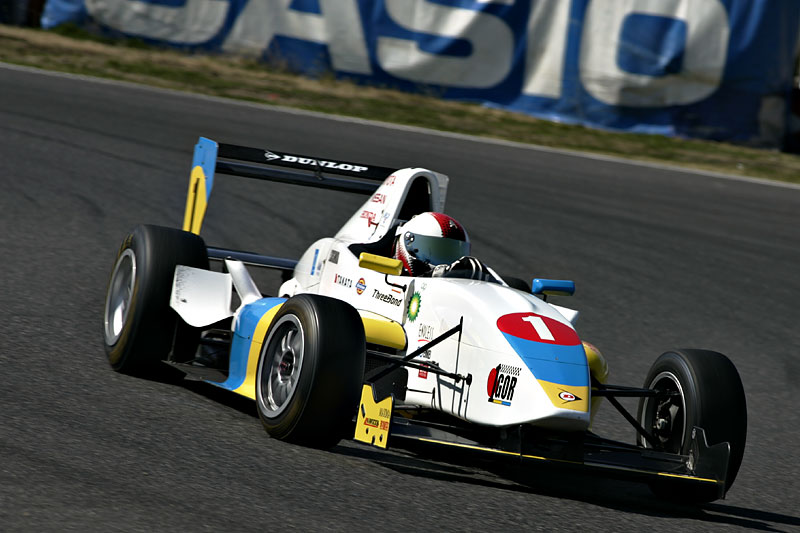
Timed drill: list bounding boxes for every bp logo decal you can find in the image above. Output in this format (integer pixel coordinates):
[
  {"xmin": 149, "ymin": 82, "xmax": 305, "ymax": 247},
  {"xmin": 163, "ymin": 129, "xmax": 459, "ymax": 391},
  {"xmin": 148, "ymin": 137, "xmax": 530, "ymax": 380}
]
[{"xmin": 407, "ymin": 291, "xmax": 421, "ymax": 322}]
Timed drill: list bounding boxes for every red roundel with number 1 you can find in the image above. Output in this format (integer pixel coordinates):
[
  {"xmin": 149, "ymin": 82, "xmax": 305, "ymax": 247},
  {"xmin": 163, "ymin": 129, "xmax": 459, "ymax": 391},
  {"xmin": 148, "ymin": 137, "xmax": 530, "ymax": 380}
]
[{"xmin": 496, "ymin": 312, "xmax": 580, "ymax": 346}]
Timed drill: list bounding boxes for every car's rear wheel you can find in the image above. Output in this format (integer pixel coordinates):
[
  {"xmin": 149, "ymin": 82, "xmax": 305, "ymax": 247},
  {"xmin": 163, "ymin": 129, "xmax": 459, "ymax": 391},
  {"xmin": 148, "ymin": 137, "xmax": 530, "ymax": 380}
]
[
  {"xmin": 255, "ymin": 294, "xmax": 365, "ymax": 448},
  {"xmin": 103, "ymin": 224, "xmax": 208, "ymax": 377},
  {"xmin": 637, "ymin": 349, "xmax": 747, "ymax": 503}
]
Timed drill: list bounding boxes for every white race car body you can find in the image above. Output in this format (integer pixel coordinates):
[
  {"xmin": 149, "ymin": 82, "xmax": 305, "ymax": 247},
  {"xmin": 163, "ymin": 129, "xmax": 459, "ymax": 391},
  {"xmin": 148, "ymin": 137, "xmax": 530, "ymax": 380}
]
[
  {"xmin": 276, "ymin": 168, "xmax": 592, "ymax": 431},
  {"xmin": 105, "ymin": 137, "xmax": 741, "ymax": 502}
]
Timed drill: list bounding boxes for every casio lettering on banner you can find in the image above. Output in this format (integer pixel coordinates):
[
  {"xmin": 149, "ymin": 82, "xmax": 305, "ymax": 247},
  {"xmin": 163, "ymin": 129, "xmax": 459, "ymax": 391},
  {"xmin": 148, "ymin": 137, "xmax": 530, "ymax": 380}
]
[{"xmin": 48, "ymin": 0, "xmax": 800, "ymax": 145}]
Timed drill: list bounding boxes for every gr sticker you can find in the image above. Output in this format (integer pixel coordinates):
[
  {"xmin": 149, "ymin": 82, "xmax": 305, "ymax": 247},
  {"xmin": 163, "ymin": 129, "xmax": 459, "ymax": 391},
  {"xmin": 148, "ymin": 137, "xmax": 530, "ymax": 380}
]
[
  {"xmin": 356, "ymin": 278, "xmax": 366, "ymax": 295},
  {"xmin": 487, "ymin": 364, "xmax": 521, "ymax": 406}
]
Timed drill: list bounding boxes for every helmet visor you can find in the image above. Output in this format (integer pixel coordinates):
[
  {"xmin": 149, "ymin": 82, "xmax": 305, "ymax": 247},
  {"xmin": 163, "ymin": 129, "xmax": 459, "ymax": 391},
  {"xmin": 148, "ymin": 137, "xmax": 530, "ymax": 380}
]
[{"xmin": 404, "ymin": 233, "xmax": 471, "ymax": 266}]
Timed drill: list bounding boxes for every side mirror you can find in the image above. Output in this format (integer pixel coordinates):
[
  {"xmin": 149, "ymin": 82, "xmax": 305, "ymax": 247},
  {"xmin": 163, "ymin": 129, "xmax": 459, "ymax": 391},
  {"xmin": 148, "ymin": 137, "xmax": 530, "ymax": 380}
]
[
  {"xmin": 359, "ymin": 253, "xmax": 403, "ymax": 276},
  {"xmin": 532, "ymin": 278, "xmax": 575, "ymax": 296}
]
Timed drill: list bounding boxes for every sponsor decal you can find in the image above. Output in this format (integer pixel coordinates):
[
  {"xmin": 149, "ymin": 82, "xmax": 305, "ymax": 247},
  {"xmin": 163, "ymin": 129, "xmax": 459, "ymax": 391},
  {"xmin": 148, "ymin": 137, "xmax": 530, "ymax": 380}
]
[
  {"xmin": 263, "ymin": 152, "xmax": 369, "ymax": 173},
  {"xmin": 371, "ymin": 192, "xmax": 387, "ymax": 204},
  {"xmin": 310, "ymin": 249, "xmax": 319, "ymax": 276},
  {"xmin": 334, "ymin": 273, "xmax": 353, "ymax": 288},
  {"xmin": 384, "ymin": 175, "xmax": 396, "ymax": 186},
  {"xmin": 360, "ymin": 210, "xmax": 377, "ymax": 226},
  {"xmin": 356, "ymin": 278, "xmax": 366, "ymax": 295},
  {"xmin": 380, "ymin": 212, "xmax": 391, "ymax": 227},
  {"xmin": 558, "ymin": 390, "xmax": 582, "ymax": 403},
  {"xmin": 407, "ymin": 291, "xmax": 422, "ymax": 322},
  {"xmin": 418, "ymin": 365, "xmax": 429, "ymax": 379},
  {"xmin": 328, "ymin": 250, "xmax": 339, "ymax": 264},
  {"xmin": 496, "ymin": 312, "xmax": 581, "ymax": 346},
  {"xmin": 364, "ymin": 417, "xmax": 379, "ymax": 428},
  {"xmin": 487, "ymin": 364, "xmax": 521, "ymax": 406},
  {"xmin": 416, "ymin": 339, "xmax": 432, "ymax": 360},
  {"xmin": 372, "ymin": 289, "xmax": 402, "ymax": 306},
  {"xmin": 418, "ymin": 323, "xmax": 434, "ymax": 341}
]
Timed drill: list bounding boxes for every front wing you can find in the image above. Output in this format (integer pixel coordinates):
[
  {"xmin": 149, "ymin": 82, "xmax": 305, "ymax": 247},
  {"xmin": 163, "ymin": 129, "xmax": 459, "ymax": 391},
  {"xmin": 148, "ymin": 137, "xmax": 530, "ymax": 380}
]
[{"xmin": 355, "ymin": 383, "xmax": 730, "ymax": 499}]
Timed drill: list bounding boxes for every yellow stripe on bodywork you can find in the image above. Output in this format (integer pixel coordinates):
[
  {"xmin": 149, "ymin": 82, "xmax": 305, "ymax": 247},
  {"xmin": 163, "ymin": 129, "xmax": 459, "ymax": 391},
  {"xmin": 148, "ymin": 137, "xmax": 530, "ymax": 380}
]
[
  {"xmin": 360, "ymin": 313, "xmax": 406, "ymax": 350},
  {"xmin": 232, "ymin": 304, "xmax": 283, "ymax": 400},
  {"xmin": 538, "ymin": 380, "xmax": 590, "ymax": 412},
  {"xmin": 183, "ymin": 165, "xmax": 208, "ymax": 235},
  {"xmin": 231, "ymin": 306, "xmax": 402, "ymax": 399},
  {"xmin": 418, "ymin": 438, "xmax": 519, "ymax": 456},
  {"xmin": 656, "ymin": 472, "xmax": 718, "ymax": 483}
]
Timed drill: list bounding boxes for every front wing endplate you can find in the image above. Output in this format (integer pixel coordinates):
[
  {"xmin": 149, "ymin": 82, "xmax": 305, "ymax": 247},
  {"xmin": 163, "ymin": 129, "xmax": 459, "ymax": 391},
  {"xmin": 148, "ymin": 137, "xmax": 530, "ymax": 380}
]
[{"xmin": 354, "ymin": 384, "xmax": 393, "ymax": 449}]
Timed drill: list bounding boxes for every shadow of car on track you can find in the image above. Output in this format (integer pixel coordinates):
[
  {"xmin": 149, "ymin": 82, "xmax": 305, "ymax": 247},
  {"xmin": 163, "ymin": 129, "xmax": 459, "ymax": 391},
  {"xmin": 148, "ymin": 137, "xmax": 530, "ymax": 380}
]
[
  {"xmin": 178, "ymin": 380, "xmax": 797, "ymax": 531},
  {"xmin": 336, "ymin": 441, "xmax": 799, "ymax": 532}
]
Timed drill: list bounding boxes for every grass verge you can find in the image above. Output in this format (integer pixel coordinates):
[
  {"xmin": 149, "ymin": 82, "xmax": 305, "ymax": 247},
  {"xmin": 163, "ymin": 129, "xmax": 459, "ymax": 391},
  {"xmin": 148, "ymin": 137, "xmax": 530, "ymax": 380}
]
[{"xmin": 2, "ymin": 23, "xmax": 799, "ymax": 184}]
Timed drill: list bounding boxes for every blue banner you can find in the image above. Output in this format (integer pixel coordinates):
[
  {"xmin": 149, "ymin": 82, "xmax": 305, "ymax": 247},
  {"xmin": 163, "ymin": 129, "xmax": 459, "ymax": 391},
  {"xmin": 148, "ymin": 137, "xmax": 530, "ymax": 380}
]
[{"xmin": 40, "ymin": 0, "xmax": 800, "ymax": 146}]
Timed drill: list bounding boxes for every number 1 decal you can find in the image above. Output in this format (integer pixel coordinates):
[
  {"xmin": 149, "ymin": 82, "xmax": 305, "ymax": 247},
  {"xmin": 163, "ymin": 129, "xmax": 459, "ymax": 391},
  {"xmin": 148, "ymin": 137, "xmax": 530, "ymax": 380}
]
[
  {"xmin": 521, "ymin": 315, "xmax": 554, "ymax": 341},
  {"xmin": 497, "ymin": 312, "xmax": 581, "ymax": 346}
]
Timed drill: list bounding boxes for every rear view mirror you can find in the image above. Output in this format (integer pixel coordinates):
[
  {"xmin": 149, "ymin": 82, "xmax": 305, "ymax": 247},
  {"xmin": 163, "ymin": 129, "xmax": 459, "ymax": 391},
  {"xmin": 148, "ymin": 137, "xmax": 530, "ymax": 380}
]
[{"xmin": 532, "ymin": 278, "xmax": 575, "ymax": 296}]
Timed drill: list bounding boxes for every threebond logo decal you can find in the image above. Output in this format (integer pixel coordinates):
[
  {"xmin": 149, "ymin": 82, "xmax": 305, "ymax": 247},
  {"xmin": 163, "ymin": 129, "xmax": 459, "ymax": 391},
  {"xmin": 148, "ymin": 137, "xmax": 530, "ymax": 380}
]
[
  {"xmin": 407, "ymin": 291, "xmax": 422, "ymax": 322},
  {"xmin": 487, "ymin": 364, "xmax": 521, "ymax": 406},
  {"xmin": 497, "ymin": 312, "xmax": 588, "ymax": 388},
  {"xmin": 372, "ymin": 289, "xmax": 402, "ymax": 306}
]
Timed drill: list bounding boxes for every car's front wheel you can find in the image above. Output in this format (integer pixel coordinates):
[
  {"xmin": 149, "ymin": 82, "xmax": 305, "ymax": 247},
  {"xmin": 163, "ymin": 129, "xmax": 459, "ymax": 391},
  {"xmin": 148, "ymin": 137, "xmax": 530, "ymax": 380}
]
[
  {"xmin": 637, "ymin": 349, "xmax": 747, "ymax": 503},
  {"xmin": 255, "ymin": 294, "xmax": 365, "ymax": 448}
]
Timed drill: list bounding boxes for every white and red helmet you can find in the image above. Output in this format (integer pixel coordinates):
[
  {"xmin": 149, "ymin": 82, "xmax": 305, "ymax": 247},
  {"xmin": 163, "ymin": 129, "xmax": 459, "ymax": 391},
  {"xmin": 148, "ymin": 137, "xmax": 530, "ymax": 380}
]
[{"xmin": 393, "ymin": 212, "xmax": 470, "ymax": 275}]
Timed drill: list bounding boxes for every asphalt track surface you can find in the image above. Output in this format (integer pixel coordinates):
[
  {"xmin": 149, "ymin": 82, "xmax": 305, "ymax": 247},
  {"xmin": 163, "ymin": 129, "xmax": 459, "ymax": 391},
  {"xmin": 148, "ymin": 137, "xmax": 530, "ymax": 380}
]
[{"xmin": 2, "ymin": 63, "xmax": 799, "ymax": 532}]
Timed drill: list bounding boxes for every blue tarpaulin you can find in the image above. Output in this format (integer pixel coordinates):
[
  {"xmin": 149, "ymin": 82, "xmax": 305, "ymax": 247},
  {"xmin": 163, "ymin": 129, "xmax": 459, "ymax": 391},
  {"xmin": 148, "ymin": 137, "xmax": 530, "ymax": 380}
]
[{"xmin": 39, "ymin": 0, "xmax": 800, "ymax": 146}]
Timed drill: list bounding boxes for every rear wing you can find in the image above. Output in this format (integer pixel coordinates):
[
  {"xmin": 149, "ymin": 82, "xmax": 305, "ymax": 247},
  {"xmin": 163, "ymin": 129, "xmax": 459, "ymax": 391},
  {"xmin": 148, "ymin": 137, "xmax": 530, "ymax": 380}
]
[{"xmin": 183, "ymin": 137, "xmax": 397, "ymax": 235}]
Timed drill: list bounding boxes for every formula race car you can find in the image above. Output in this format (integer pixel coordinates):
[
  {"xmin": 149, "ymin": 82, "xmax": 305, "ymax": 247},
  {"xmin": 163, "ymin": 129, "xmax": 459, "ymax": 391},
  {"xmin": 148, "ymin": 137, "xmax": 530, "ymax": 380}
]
[{"xmin": 103, "ymin": 137, "xmax": 747, "ymax": 503}]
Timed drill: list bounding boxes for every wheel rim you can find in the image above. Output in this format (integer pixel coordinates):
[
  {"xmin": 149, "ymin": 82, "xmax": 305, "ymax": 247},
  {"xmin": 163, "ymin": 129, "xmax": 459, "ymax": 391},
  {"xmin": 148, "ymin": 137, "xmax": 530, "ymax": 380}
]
[
  {"xmin": 257, "ymin": 315, "xmax": 305, "ymax": 418},
  {"xmin": 641, "ymin": 371, "xmax": 686, "ymax": 452},
  {"xmin": 104, "ymin": 249, "xmax": 136, "ymax": 346}
]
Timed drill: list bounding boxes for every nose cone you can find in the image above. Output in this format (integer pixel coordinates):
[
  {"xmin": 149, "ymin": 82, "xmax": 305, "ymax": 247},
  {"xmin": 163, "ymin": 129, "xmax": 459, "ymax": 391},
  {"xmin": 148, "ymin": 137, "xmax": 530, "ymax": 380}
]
[{"xmin": 497, "ymin": 312, "xmax": 590, "ymax": 413}]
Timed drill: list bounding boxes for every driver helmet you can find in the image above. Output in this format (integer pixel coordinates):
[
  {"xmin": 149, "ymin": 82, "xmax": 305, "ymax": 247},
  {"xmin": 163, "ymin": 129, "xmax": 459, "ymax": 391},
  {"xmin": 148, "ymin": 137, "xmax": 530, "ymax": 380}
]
[{"xmin": 393, "ymin": 212, "xmax": 470, "ymax": 275}]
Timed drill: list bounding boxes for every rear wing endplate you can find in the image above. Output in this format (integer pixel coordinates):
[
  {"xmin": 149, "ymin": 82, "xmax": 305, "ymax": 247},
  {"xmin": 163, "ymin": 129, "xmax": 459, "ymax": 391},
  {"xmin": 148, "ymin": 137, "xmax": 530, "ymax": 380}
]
[{"xmin": 183, "ymin": 137, "xmax": 397, "ymax": 235}]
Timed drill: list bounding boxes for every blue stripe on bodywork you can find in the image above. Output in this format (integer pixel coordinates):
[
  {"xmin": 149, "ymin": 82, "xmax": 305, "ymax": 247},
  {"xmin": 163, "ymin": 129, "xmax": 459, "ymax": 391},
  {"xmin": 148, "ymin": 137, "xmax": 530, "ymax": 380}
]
[
  {"xmin": 501, "ymin": 332, "xmax": 589, "ymax": 387},
  {"xmin": 213, "ymin": 297, "xmax": 284, "ymax": 391},
  {"xmin": 193, "ymin": 137, "xmax": 218, "ymax": 201}
]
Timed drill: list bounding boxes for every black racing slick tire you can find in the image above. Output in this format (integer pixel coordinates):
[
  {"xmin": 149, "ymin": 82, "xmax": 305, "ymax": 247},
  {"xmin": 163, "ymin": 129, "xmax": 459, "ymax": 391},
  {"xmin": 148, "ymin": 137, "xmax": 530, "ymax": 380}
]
[
  {"xmin": 103, "ymin": 224, "xmax": 208, "ymax": 377},
  {"xmin": 255, "ymin": 294, "xmax": 366, "ymax": 449},
  {"xmin": 637, "ymin": 349, "xmax": 747, "ymax": 503}
]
